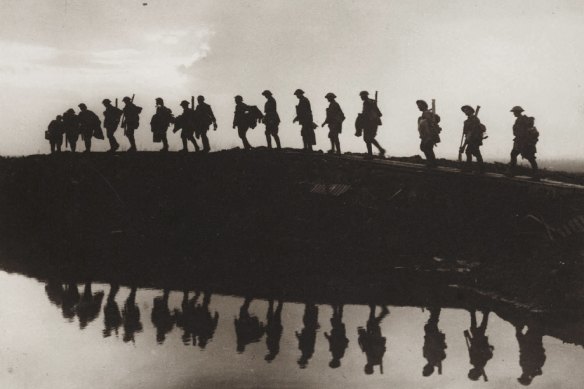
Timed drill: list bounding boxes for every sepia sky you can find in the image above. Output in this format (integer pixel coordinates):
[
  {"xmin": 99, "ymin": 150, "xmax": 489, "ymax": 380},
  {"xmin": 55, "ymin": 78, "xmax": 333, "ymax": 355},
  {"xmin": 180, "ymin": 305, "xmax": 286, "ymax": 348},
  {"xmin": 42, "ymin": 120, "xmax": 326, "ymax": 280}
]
[{"xmin": 1, "ymin": 0, "xmax": 584, "ymax": 161}]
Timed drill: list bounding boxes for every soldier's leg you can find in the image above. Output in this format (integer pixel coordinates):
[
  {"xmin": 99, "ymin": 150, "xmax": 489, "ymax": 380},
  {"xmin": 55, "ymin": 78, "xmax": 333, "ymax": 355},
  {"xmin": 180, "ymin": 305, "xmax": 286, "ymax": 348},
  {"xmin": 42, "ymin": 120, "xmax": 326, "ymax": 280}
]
[
  {"xmin": 50, "ymin": 140, "xmax": 56, "ymax": 154},
  {"xmin": 475, "ymin": 149, "xmax": 484, "ymax": 172},
  {"xmin": 527, "ymin": 155, "xmax": 538, "ymax": 172},
  {"xmin": 189, "ymin": 135, "xmax": 200, "ymax": 151},
  {"xmin": 84, "ymin": 136, "xmax": 91, "ymax": 152},
  {"xmin": 201, "ymin": 131, "xmax": 210, "ymax": 151},
  {"xmin": 181, "ymin": 137, "xmax": 188, "ymax": 151},
  {"xmin": 510, "ymin": 148, "xmax": 520, "ymax": 167},
  {"xmin": 366, "ymin": 141, "xmax": 373, "ymax": 156},
  {"xmin": 266, "ymin": 133, "xmax": 272, "ymax": 149},
  {"xmin": 70, "ymin": 137, "xmax": 76, "ymax": 152},
  {"xmin": 161, "ymin": 132, "xmax": 169, "ymax": 151},
  {"xmin": 274, "ymin": 134, "xmax": 281, "ymax": 150},
  {"xmin": 127, "ymin": 130, "xmax": 137, "ymax": 151},
  {"xmin": 371, "ymin": 139, "xmax": 385, "ymax": 156}
]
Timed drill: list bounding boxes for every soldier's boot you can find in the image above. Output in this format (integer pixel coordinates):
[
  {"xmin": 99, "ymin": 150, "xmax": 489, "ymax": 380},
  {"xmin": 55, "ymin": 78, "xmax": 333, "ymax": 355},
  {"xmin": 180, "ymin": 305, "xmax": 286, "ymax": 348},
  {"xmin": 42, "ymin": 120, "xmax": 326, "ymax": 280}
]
[
  {"xmin": 84, "ymin": 139, "xmax": 91, "ymax": 153},
  {"xmin": 160, "ymin": 137, "xmax": 169, "ymax": 152},
  {"xmin": 181, "ymin": 138, "xmax": 188, "ymax": 152},
  {"xmin": 529, "ymin": 159, "xmax": 540, "ymax": 181},
  {"xmin": 366, "ymin": 142, "xmax": 373, "ymax": 157},
  {"xmin": 243, "ymin": 137, "xmax": 253, "ymax": 150},
  {"xmin": 266, "ymin": 135, "xmax": 272, "ymax": 149},
  {"xmin": 371, "ymin": 140, "xmax": 385, "ymax": 157},
  {"xmin": 274, "ymin": 135, "xmax": 281, "ymax": 150},
  {"xmin": 201, "ymin": 134, "xmax": 210, "ymax": 152},
  {"xmin": 335, "ymin": 139, "xmax": 341, "ymax": 155},
  {"xmin": 328, "ymin": 139, "xmax": 334, "ymax": 154},
  {"xmin": 127, "ymin": 135, "xmax": 137, "ymax": 152}
]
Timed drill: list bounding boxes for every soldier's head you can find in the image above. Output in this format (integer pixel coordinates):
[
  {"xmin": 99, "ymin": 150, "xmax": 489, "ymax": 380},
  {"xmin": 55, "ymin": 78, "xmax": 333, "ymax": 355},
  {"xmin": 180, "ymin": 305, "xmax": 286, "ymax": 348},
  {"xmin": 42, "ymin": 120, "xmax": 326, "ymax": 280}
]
[
  {"xmin": 511, "ymin": 106, "xmax": 524, "ymax": 117},
  {"xmin": 461, "ymin": 105, "xmax": 475, "ymax": 116},
  {"xmin": 66, "ymin": 108, "xmax": 75, "ymax": 115},
  {"xmin": 180, "ymin": 100, "xmax": 190, "ymax": 109},
  {"xmin": 364, "ymin": 363, "xmax": 374, "ymax": 375},
  {"xmin": 416, "ymin": 100, "xmax": 428, "ymax": 112},
  {"xmin": 359, "ymin": 91, "xmax": 369, "ymax": 101},
  {"xmin": 329, "ymin": 359, "xmax": 341, "ymax": 369},
  {"xmin": 78, "ymin": 103, "xmax": 87, "ymax": 111},
  {"xmin": 325, "ymin": 92, "xmax": 336, "ymax": 101},
  {"xmin": 102, "ymin": 98, "xmax": 111, "ymax": 106},
  {"xmin": 262, "ymin": 90, "xmax": 272, "ymax": 98},
  {"xmin": 234, "ymin": 95, "xmax": 243, "ymax": 103},
  {"xmin": 294, "ymin": 89, "xmax": 304, "ymax": 99},
  {"xmin": 155, "ymin": 97, "xmax": 164, "ymax": 106},
  {"xmin": 56, "ymin": 115, "xmax": 63, "ymax": 120},
  {"xmin": 468, "ymin": 368, "xmax": 482, "ymax": 381},
  {"xmin": 197, "ymin": 95, "xmax": 205, "ymax": 103},
  {"xmin": 422, "ymin": 363, "xmax": 435, "ymax": 376},
  {"xmin": 518, "ymin": 374, "xmax": 533, "ymax": 386},
  {"xmin": 122, "ymin": 96, "xmax": 132, "ymax": 104}
]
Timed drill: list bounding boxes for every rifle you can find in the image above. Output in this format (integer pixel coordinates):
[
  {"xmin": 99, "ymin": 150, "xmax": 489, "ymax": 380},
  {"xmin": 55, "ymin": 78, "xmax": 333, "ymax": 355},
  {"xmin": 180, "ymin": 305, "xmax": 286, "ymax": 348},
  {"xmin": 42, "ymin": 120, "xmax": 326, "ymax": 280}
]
[
  {"xmin": 458, "ymin": 105, "xmax": 480, "ymax": 162},
  {"xmin": 191, "ymin": 96, "xmax": 195, "ymax": 109}
]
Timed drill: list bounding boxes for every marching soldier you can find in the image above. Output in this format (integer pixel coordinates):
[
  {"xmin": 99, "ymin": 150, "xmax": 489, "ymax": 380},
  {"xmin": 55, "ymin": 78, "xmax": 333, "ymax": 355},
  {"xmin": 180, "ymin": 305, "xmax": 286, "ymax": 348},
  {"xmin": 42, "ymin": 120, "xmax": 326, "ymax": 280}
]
[
  {"xmin": 509, "ymin": 106, "xmax": 539, "ymax": 178},
  {"xmin": 357, "ymin": 91, "xmax": 385, "ymax": 159},
  {"xmin": 194, "ymin": 95, "xmax": 217, "ymax": 153},
  {"xmin": 121, "ymin": 96, "xmax": 142, "ymax": 152},
  {"xmin": 293, "ymin": 89, "xmax": 316, "ymax": 151},
  {"xmin": 464, "ymin": 310, "xmax": 494, "ymax": 382},
  {"xmin": 358, "ymin": 305, "xmax": 389, "ymax": 375},
  {"xmin": 102, "ymin": 99, "xmax": 122, "ymax": 152},
  {"xmin": 322, "ymin": 92, "xmax": 345, "ymax": 154},
  {"xmin": 47, "ymin": 115, "xmax": 64, "ymax": 153},
  {"xmin": 422, "ymin": 307, "xmax": 447, "ymax": 377},
  {"xmin": 173, "ymin": 100, "xmax": 200, "ymax": 152},
  {"xmin": 77, "ymin": 103, "xmax": 101, "ymax": 153},
  {"xmin": 150, "ymin": 97, "xmax": 173, "ymax": 152},
  {"xmin": 62, "ymin": 108, "xmax": 79, "ymax": 152},
  {"xmin": 416, "ymin": 100, "xmax": 440, "ymax": 167},
  {"xmin": 460, "ymin": 105, "xmax": 485, "ymax": 173},
  {"xmin": 233, "ymin": 95, "xmax": 253, "ymax": 150},
  {"xmin": 261, "ymin": 90, "xmax": 281, "ymax": 150}
]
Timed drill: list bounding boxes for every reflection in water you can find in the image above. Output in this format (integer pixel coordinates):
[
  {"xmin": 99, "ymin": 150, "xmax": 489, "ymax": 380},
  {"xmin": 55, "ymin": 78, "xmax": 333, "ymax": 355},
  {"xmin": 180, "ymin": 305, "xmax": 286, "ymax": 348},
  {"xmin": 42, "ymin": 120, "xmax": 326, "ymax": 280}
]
[
  {"xmin": 422, "ymin": 307, "xmax": 447, "ymax": 377},
  {"xmin": 122, "ymin": 286, "xmax": 143, "ymax": 343},
  {"xmin": 358, "ymin": 304, "xmax": 389, "ymax": 375},
  {"xmin": 265, "ymin": 299, "xmax": 283, "ymax": 362},
  {"xmin": 195, "ymin": 291, "xmax": 219, "ymax": 349},
  {"xmin": 324, "ymin": 304, "xmax": 349, "ymax": 369},
  {"xmin": 464, "ymin": 309, "xmax": 494, "ymax": 382},
  {"xmin": 296, "ymin": 303, "xmax": 320, "ymax": 369},
  {"xmin": 516, "ymin": 323, "xmax": 547, "ymax": 386},
  {"xmin": 62, "ymin": 282, "xmax": 80, "ymax": 321},
  {"xmin": 235, "ymin": 297, "xmax": 265, "ymax": 353},
  {"xmin": 103, "ymin": 284, "xmax": 122, "ymax": 338},
  {"xmin": 176, "ymin": 290, "xmax": 219, "ymax": 348},
  {"xmin": 151, "ymin": 289, "xmax": 175, "ymax": 344},
  {"xmin": 77, "ymin": 283, "xmax": 104, "ymax": 329}
]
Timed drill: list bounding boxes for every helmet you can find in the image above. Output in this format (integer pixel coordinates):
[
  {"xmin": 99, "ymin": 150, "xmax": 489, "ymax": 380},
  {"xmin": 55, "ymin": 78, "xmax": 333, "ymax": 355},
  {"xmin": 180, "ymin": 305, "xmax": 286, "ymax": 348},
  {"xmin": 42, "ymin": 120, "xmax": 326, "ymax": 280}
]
[
  {"xmin": 416, "ymin": 100, "xmax": 428, "ymax": 109},
  {"xmin": 359, "ymin": 91, "xmax": 369, "ymax": 97},
  {"xmin": 197, "ymin": 95, "xmax": 205, "ymax": 102},
  {"xmin": 325, "ymin": 92, "xmax": 336, "ymax": 99},
  {"xmin": 155, "ymin": 97, "xmax": 164, "ymax": 104},
  {"xmin": 102, "ymin": 98, "xmax": 111, "ymax": 104},
  {"xmin": 262, "ymin": 90, "xmax": 272, "ymax": 96},
  {"xmin": 78, "ymin": 103, "xmax": 87, "ymax": 109},
  {"xmin": 122, "ymin": 96, "xmax": 132, "ymax": 103},
  {"xmin": 180, "ymin": 100, "xmax": 190, "ymax": 107},
  {"xmin": 294, "ymin": 89, "xmax": 304, "ymax": 96},
  {"xmin": 461, "ymin": 105, "xmax": 475, "ymax": 114},
  {"xmin": 510, "ymin": 106, "xmax": 524, "ymax": 113},
  {"xmin": 234, "ymin": 95, "xmax": 243, "ymax": 102}
]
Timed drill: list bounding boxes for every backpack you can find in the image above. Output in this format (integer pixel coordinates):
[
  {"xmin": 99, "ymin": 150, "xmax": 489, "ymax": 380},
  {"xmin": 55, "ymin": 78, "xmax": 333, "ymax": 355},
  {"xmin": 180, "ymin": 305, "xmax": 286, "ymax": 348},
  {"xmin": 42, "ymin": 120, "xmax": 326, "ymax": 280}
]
[
  {"xmin": 526, "ymin": 117, "xmax": 539, "ymax": 146},
  {"xmin": 246, "ymin": 106, "xmax": 264, "ymax": 129}
]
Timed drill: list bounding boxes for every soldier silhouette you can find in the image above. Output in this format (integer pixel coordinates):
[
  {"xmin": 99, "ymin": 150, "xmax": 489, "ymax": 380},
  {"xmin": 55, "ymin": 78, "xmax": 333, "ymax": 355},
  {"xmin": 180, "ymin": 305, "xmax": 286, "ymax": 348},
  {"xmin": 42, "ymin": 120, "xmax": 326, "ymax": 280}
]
[
  {"xmin": 194, "ymin": 95, "xmax": 217, "ymax": 153},
  {"xmin": 45, "ymin": 280, "xmax": 64, "ymax": 308},
  {"xmin": 357, "ymin": 91, "xmax": 385, "ymax": 159},
  {"xmin": 508, "ymin": 106, "xmax": 539, "ymax": 179},
  {"xmin": 121, "ymin": 96, "xmax": 142, "ymax": 152},
  {"xmin": 235, "ymin": 297, "xmax": 266, "ymax": 353},
  {"xmin": 296, "ymin": 302, "xmax": 320, "ymax": 368},
  {"xmin": 422, "ymin": 307, "xmax": 447, "ymax": 377},
  {"xmin": 416, "ymin": 100, "xmax": 440, "ymax": 168},
  {"xmin": 358, "ymin": 304, "xmax": 389, "ymax": 374},
  {"xmin": 76, "ymin": 282, "xmax": 105, "ymax": 329},
  {"xmin": 47, "ymin": 115, "xmax": 64, "ymax": 153},
  {"xmin": 516, "ymin": 323, "xmax": 546, "ymax": 386},
  {"xmin": 151, "ymin": 289, "xmax": 176, "ymax": 344},
  {"xmin": 103, "ymin": 283, "xmax": 122, "ymax": 338},
  {"xmin": 265, "ymin": 299, "xmax": 284, "ymax": 362},
  {"xmin": 77, "ymin": 103, "xmax": 102, "ymax": 153},
  {"xmin": 122, "ymin": 286, "xmax": 143, "ymax": 343},
  {"xmin": 233, "ymin": 95, "xmax": 254, "ymax": 150},
  {"xmin": 464, "ymin": 310, "xmax": 494, "ymax": 381},
  {"xmin": 293, "ymin": 89, "xmax": 316, "ymax": 151},
  {"xmin": 102, "ymin": 99, "xmax": 122, "ymax": 152},
  {"xmin": 62, "ymin": 108, "xmax": 79, "ymax": 152},
  {"xmin": 322, "ymin": 93, "xmax": 345, "ymax": 155},
  {"xmin": 175, "ymin": 290, "xmax": 197, "ymax": 345},
  {"xmin": 173, "ymin": 100, "xmax": 200, "ymax": 152},
  {"xmin": 150, "ymin": 98, "xmax": 174, "ymax": 152},
  {"xmin": 460, "ymin": 105, "xmax": 485, "ymax": 173},
  {"xmin": 61, "ymin": 282, "xmax": 80, "ymax": 321},
  {"xmin": 324, "ymin": 303, "xmax": 349, "ymax": 369},
  {"xmin": 261, "ymin": 90, "xmax": 282, "ymax": 150},
  {"xmin": 193, "ymin": 291, "xmax": 219, "ymax": 349}
]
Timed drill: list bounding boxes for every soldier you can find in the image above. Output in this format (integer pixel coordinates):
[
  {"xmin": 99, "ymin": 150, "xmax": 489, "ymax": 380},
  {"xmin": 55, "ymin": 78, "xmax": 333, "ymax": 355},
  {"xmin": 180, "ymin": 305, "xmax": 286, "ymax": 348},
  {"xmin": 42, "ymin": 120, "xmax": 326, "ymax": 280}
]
[
  {"xmin": 460, "ymin": 105, "xmax": 485, "ymax": 173},
  {"xmin": 233, "ymin": 95, "xmax": 253, "ymax": 150},
  {"xmin": 464, "ymin": 310, "xmax": 494, "ymax": 382},
  {"xmin": 121, "ymin": 96, "xmax": 142, "ymax": 152},
  {"xmin": 358, "ymin": 304, "xmax": 389, "ymax": 375},
  {"xmin": 47, "ymin": 115, "xmax": 64, "ymax": 153},
  {"xmin": 77, "ymin": 103, "xmax": 102, "ymax": 153},
  {"xmin": 235, "ymin": 297, "xmax": 265, "ymax": 353},
  {"xmin": 102, "ymin": 99, "xmax": 122, "ymax": 152},
  {"xmin": 416, "ymin": 100, "xmax": 440, "ymax": 168},
  {"xmin": 173, "ymin": 100, "xmax": 200, "ymax": 152},
  {"xmin": 357, "ymin": 91, "xmax": 385, "ymax": 159},
  {"xmin": 324, "ymin": 303, "xmax": 349, "ymax": 369},
  {"xmin": 261, "ymin": 90, "xmax": 281, "ymax": 150},
  {"xmin": 150, "ymin": 97, "xmax": 174, "ymax": 152},
  {"xmin": 76, "ymin": 282, "xmax": 105, "ymax": 329},
  {"xmin": 322, "ymin": 92, "xmax": 345, "ymax": 154},
  {"xmin": 103, "ymin": 283, "xmax": 122, "ymax": 338},
  {"xmin": 509, "ymin": 106, "xmax": 539, "ymax": 178},
  {"xmin": 293, "ymin": 89, "xmax": 316, "ymax": 151},
  {"xmin": 151, "ymin": 289, "xmax": 175, "ymax": 344},
  {"xmin": 265, "ymin": 299, "xmax": 283, "ymax": 362},
  {"xmin": 122, "ymin": 286, "xmax": 143, "ymax": 343},
  {"xmin": 516, "ymin": 324, "xmax": 546, "ymax": 385},
  {"xmin": 296, "ymin": 303, "xmax": 320, "ymax": 368},
  {"xmin": 62, "ymin": 109, "xmax": 79, "ymax": 152},
  {"xmin": 194, "ymin": 95, "xmax": 217, "ymax": 153},
  {"xmin": 422, "ymin": 307, "xmax": 447, "ymax": 377}
]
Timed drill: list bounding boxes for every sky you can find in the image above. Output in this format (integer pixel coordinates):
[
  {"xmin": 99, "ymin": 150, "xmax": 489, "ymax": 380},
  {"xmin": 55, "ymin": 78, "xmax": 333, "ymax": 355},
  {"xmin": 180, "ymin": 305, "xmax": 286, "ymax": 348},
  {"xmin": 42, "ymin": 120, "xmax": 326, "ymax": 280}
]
[{"xmin": 1, "ymin": 0, "xmax": 584, "ymax": 161}]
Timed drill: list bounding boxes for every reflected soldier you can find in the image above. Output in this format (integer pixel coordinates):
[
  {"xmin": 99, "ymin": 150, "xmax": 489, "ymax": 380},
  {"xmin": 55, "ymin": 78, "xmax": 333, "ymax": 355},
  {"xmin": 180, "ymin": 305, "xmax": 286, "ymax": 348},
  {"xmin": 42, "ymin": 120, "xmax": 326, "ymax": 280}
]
[
  {"xmin": 324, "ymin": 303, "xmax": 349, "ymax": 369},
  {"xmin": 194, "ymin": 95, "xmax": 217, "ymax": 153},
  {"xmin": 265, "ymin": 299, "xmax": 284, "ymax": 362},
  {"xmin": 61, "ymin": 282, "xmax": 80, "ymax": 321},
  {"xmin": 509, "ymin": 106, "xmax": 539, "ymax": 179},
  {"xmin": 261, "ymin": 90, "xmax": 281, "ymax": 150},
  {"xmin": 416, "ymin": 100, "xmax": 440, "ymax": 168},
  {"xmin": 62, "ymin": 108, "xmax": 79, "ymax": 152},
  {"xmin": 293, "ymin": 89, "xmax": 316, "ymax": 151},
  {"xmin": 296, "ymin": 302, "xmax": 320, "ymax": 368},
  {"xmin": 516, "ymin": 324, "xmax": 546, "ymax": 386},
  {"xmin": 102, "ymin": 99, "xmax": 122, "ymax": 152},
  {"xmin": 45, "ymin": 280, "xmax": 64, "ymax": 307},
  {"xmin": 194, "ymin": 291, "xmax": 219, "ymax": 349},
  {"xmin": 47, "ymin": 115, "xmax": 64, "ymax": 153},
  {"xmin": 103, "ymin": 283, "xmax": 122, "ymax": 338},
  {"xmin": 233, "ymin": 95, "xmax": 253, "ymax": 150},
  {"xmin": 422, "ymin": 307, "xmax": 447, "ymax": 377},
  {"xmin": 77, "ymin": 103, "xmax": 102, "ymax": 153},
  {"xmin": 357, "ymin": 91, "xmax": 385, "ymax": 159},
  {"xmin": 150, "ymin": 97, "xmax": 173, "ymax": 152},
  {"xmin": 122, "ymin": 286, "xmax": 143, "ymax": 343},
  {"xmin": 464, "ymin": 310, "xmax": 494, "ymax": 382},
  {"xmin": 173, "ymin": 100, "xmax": 200, "ymax": 152},
  {"xmin": 322, "ymin": 93, "xmax": 345, "ymax": 155},
  {"xmin": 460, "ymin": 105, "xmax": 485, "ymax": 173},
  {"xmin": 121, "ymin": 96, "xmax": 142, "ymax": 152},
  {"xmin": 235, "ymin": 297, "xmax": 265, "ymax": 353},
  {"xmin": 358, "ymin": 304, "xmax": 389, "ymax": 375},
  {"xmin": 76, "ymin": 282, "xmax": 105, "ymax": 329},
  {"xmin": 151, "ymin": 289, "xmax": 176, "ymax": 344},
  {"xmin": 175, "ymin": 290, "xmax": 197, "ymax": 345}
]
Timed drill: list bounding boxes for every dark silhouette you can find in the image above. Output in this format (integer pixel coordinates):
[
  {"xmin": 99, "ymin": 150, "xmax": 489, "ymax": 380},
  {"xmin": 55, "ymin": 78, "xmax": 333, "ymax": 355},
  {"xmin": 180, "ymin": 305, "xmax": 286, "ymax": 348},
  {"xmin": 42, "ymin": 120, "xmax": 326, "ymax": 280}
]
[
  {"xmin": 516, "ymin": 324, "xmax": 546, "ymax": 386},
  {"xmin": 261, "ymin": 90, "xmax": 281, "ymax": 150},
  {"xmin": 265, "ymin": 299, "xmax": 284, "ymax": 362},
  {"xmin": 193, "ymin": 291, "xmax": 219, "ymax": 349},
  {"xmin": 460, "ymin": 105, "xmax": 485, "ymax": 173},
  {"xmin": 45, "ymin": 280, "xmax": 64, "ymax": 307},
  {"xmin": 296, "ymin": 302, "xmax": 320, "ymax": 368},
  {"xmin": 235, "ymin": 297, "xmax": 265, "ymax": 353},
  {"xmin": 61, "ymin": 282, "xmax": 80, "ymax": 321},
  {"xmin": 175, "ymin": 290, "xmax": 197, "ymax": 345},
  {"xmin": 103, "ymin": 283, "xmax": 122, "ymax": 338},
  {"xmin": 62, "ymin": 108, "xmax": 79, "ymax": 152},
  {"xmin": 121, "ymin": 96, "xmax": 142, "ymax": 152},
  {"xmin": 358, "ymin": 304, "xmax": 388, "ymax": 375},
  {"xmin": 102, "ymin": 98, "xmax": 122, "ymax": 152},
  {"xmin": 322, "ymin": 93, "xmax": 345, "ymax": 155},
  {"xmin": 293, "ymin": 89, "xmax": 316, "ymax": 151},
  {"xmin": 356, "ymin": 91, "xmax": 385, "ymax": 159},
  {"xmin": 150, "ymin": 97, "xmax": 174, "ymax": 152},
  {"xmin": 151, "ymin": 289, "xmax": 176, "ymax": 344},
  {"xmin": 194, "ymin": 95, "xmax": 217, "ymax": 153},
  {"xmin": 122, "ymin": 286, "xmax": 143, "ymax": 343},
  {"xmin": 77, "ymin": 103, "xmax": 102, "ymax": 153},
  {"xmin": 233, "ymin": 95, "xmax": 254, "ymax": 150},
  {"xmin": 174, "ymin": 100, "xmax": 200, "ymax": 152},
  {"xmin": 76, "ymin": 282, "xmax": 105, "ymax": 329},
  {"xmin": 422, "ymin": 307, "xmax": 447, "ymax": 377},
  {"xmin": 464, "ymin": 310, "xmax": 494, "ymax": 381},
  {"xmin": 416, "ymin": 100, "xmax": 440, "ymax": 167},
  {"xmin": 46, "ymin": 115, "xmax": 64, "ymax": 153},
  {"xmin": 324, "ymin": 304, "xmax": 349, "ymax": 369},
  {"xmin": 509, "ymin": 106, "xmax": 539, "ymax": 179}
]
